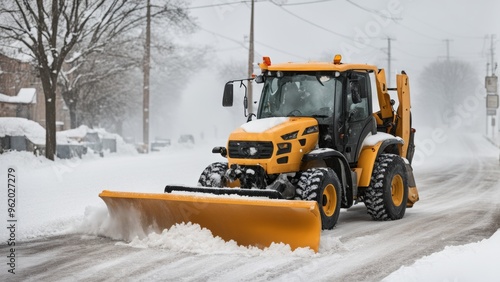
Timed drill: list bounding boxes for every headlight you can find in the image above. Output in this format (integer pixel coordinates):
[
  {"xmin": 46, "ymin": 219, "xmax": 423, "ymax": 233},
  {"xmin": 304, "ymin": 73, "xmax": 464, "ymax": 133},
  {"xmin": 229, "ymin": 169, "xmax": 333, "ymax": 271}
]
[
  {"xmin": 281, "ymin": 131, "xmax": 298, "ymax": 140},
  {"xmin": 277, "ymin": 142, "xmax": 292, "ymax": 155},
  {"xmin": 303, "ymin": 125, "xmax": 319, "ymax": 135}
]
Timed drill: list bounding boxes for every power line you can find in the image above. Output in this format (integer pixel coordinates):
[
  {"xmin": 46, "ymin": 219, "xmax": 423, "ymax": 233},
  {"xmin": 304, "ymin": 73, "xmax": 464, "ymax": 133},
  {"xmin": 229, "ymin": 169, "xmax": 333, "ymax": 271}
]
[
  {"xmin": 392, "ymin": 46, "xmax": 435, "ymax": 60},
  {"xmin": 191, "ymin": 0, "xmax": 382, "ymax": 54},
  {"xmin": 345, "ymin": 0, "xmax": 401, "ymax": 21},
  {"xmin": 188, "ymin": 0, "xmax": 337, "ymax": 9},
  {"xmin": 200, "ymin": 27, "xmax": 308, "ymax": 60},
  {"xmin": 188, "ymin": 1, "xmax": 251, "ymax": 10},
  {"xmin": 269, "ymin": 3, "xmax": 378, "ymax": 50},
  {"xmin": 254, "ymin": 40, "xmax": 309, "ymax": 60},
  {"xmin": 395, "ymin": 22, "xmax": 442, "ymax": 41},
  {"xmin": 405, "ymin": 14, "xmax": 485, "ymax": 40},
  {"xmin": 200, "ymin": 27, "xmax": 249, "ymax": 50},
  {"xmin": 272, "ymin": 0, "xmax": 338, "ymax": 6}
]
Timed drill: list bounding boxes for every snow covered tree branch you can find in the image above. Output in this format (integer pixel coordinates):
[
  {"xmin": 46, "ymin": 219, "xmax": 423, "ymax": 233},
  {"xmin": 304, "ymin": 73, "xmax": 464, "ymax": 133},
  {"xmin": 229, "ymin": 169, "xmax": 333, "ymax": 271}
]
[{"xmin": 0, "ymin": 0, "xmax": 195, "ymax": 159}]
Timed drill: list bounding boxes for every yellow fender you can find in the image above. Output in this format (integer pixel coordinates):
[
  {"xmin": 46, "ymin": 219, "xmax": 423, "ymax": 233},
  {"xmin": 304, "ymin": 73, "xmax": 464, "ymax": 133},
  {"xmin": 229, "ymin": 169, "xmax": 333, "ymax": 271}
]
[
  {"xmin": 356, "ymin": 133, "xmax": 419, "ymax": 207},
  {"xmin": 357, "ymin": 133, "xmax": 404, "ymax": 187}
]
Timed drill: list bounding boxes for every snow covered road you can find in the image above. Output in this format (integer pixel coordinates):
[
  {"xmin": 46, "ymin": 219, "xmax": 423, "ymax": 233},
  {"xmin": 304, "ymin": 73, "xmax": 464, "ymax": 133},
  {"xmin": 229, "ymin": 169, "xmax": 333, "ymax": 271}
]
[{"xmin": 1, "ymin": 132, "xmax": 500, "ymax": 281}]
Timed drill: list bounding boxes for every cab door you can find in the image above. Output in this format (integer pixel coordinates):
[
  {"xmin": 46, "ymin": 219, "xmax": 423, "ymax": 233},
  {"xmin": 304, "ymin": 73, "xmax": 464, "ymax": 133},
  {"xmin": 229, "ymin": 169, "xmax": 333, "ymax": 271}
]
[{"xmin": 342, "ymin": 72, "xmax": 374, "ymax": 164}]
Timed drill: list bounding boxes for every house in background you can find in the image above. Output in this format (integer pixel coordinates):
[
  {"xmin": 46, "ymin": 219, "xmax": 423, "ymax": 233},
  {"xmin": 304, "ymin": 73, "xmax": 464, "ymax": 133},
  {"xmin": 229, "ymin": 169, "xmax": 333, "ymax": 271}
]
[
  {"xmin": 0, "ymin": 52, "xmax": 70, "ymax": 130},
  {"xmin": 0, "ymin": 88, "xmax": 37, "ymax": 120}
]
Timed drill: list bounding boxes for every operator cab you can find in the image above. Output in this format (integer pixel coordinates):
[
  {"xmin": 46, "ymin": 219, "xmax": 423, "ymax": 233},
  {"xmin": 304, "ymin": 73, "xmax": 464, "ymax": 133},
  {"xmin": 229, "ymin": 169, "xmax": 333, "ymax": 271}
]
[{"xmin": 256, "ymin": 69, "xmax": 376, "ymax": 165}]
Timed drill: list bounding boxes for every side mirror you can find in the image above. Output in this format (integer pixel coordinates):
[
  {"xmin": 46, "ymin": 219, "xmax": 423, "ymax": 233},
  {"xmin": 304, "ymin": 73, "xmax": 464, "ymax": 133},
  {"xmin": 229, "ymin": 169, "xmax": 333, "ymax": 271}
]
[
  {"xmin": 350, "ymin": 80, "xmax": 362, "ymax": 104},
  {"xmin": 358, "ymin": 77, "xmax": 368, "ymax": 99},
  {"xmin": 222, "ymin": 82, "xmax": 234, "ymax": 107},
  {"xmin": 254, "ymin": 75, "xmax": 264, "ymax": 84}
]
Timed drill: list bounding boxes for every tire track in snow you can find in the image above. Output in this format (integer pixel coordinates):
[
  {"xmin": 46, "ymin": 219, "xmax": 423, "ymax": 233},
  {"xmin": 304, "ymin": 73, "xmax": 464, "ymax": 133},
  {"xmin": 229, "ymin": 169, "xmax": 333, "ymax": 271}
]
[{"xmin": 2, "ymin": 135, "xmax": 500, "ymax": 281}]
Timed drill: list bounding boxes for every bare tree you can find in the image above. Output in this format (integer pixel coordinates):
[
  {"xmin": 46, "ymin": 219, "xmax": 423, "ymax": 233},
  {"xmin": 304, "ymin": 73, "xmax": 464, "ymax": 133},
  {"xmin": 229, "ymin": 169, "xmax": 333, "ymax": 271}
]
[
  {"xmin": 0, "ymin": 0, "xmax": 189, "ymax": 160},
  {"xmin": 61, "ymin": 36, "xmax": 142, "ymax": 129},
  {"xmin": 74, "ymin": 41, "xmax": 142, "ymax": 132},
  {"xmin": 59, "ymin": 0, "xmax": 193, "ymax": 130},
  {"xmin": 418, "ymin": 59, "xmax": 479, "ymax": 126},
  {"xmin": 67, "ymin": 29, "xmax": 206, "ymax": 136}
]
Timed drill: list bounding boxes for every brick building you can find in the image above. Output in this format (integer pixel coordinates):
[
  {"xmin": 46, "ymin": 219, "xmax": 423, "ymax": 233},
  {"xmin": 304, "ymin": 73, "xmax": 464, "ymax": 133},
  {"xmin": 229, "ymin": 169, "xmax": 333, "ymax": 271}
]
[{"xmin": 0, "ymin": 52, "xmax": 70, "ymax": 130}]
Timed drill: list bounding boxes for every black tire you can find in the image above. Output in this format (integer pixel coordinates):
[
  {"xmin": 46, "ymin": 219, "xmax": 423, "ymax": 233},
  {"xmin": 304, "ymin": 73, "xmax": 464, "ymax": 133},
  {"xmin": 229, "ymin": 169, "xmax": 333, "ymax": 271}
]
[
  {"xmin": 295, "ymin": 168, "xmax": 342, "ymax": 230},
  {"xmin": 365, "ymin": 154, "xmax": 408, "ymax": 221},
  {"xmin": 197, "ymin": 162, "xmax": 228, "ymax": 187}
]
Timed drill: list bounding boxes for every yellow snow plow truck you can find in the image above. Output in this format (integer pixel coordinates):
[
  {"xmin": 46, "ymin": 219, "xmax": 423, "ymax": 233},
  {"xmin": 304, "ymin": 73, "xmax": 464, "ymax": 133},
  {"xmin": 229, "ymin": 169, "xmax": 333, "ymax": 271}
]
[{"xmin": 100, "ymin": 55, "xmax": 419, "ymax": 252}]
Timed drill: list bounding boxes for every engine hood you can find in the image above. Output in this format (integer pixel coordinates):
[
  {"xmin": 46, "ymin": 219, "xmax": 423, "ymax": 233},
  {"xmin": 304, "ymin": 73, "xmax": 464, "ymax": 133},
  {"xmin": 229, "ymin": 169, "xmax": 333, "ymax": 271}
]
[{"xmin": 227, "ymin": 117, "xmax": 319, "ymax": 174}]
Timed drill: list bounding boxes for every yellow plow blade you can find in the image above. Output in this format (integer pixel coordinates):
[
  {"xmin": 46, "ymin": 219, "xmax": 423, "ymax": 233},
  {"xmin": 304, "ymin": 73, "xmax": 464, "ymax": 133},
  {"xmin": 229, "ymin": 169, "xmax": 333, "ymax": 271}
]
[{"xmin": 99, "ymin": 190, "xmax": 321, "ymax": 252}]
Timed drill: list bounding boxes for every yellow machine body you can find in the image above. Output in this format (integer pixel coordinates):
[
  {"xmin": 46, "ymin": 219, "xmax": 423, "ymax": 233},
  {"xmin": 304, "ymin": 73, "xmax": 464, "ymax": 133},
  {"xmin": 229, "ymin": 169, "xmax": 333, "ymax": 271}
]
[{"xmin": 100, "ymin": 55, "xmax": 419, "ymax": 252}]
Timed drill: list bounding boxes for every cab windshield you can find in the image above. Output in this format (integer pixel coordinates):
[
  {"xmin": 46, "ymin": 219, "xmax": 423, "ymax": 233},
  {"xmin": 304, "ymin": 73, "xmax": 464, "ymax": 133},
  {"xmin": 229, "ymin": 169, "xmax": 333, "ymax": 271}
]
[{"xmin": 258, "ymin": 72, "xmax": 342, "ymax": 118}]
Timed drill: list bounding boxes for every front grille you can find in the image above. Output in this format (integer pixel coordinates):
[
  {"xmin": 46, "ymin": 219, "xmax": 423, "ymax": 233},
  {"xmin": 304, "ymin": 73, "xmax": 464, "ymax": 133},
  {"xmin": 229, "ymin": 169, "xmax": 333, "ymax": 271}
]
[{"xmin": 228, "ymin": 141, "xmax": 273, "ymax": 159}]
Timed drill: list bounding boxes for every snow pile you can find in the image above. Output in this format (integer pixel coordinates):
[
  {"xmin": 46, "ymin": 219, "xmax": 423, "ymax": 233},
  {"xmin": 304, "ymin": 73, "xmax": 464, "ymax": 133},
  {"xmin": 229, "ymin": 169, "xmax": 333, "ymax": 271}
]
[
  {"xmin": 0, "ymin": 117, "xmax": 74, "ymax": 144},
  {"xmin": 0, "ymin": 117, "xmax": 48, "ymax": 144},
  {"xmin": 93, "ymin": 127, "xmax": 137, "ymax": 155},
  {"xmin": 77, "ymin": 205, "xmax": 154, "ymax": 241},
  {"xmin": 57, "ymin": 125, "xmax": 89, "ymax": 139},
  {"xmin": 58, "ymin": 125, "xmax": 137, "ymax": 155},
  {"xmin": 117, "ymin": 222, "xmax": 316, "ymax": 257},
  {"xmin": 1, "ymin": 124, "xmax": 499, "ymax": 280},
  {"xmin": 383, "ymin": 229, "xmax": 500, "ymax": 281},
  {"xmin": 76, "ymin": 205, "xmax": 316, "ymax": 257}
]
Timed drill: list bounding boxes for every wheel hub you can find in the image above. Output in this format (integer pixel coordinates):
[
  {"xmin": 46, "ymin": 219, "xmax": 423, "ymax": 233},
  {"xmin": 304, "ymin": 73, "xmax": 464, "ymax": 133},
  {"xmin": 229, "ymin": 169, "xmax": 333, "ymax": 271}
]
[
  {"xmin": 391, "ymin": 174, "xmax": 404, "ymax": 206},
  {"xmin": 322, "ymin": 184, "xmax": 337, "ymax": 216}
]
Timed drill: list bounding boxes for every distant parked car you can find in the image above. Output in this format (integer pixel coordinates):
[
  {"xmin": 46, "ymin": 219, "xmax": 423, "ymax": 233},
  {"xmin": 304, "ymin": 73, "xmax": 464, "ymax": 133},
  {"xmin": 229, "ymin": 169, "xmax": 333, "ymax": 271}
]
[
  {"xmin": 135, "ymin": 143, "xmax": 148, "ymax": 154},
  {"xmin": 83, "ymin": 132, "xmax": 103, "ymax": 156},
  {"xmin": 151, "ymin": 138, "xmax": 171, "ymax": 152},
  {"xmin": 178, "ymin": 134, "xmax": 194, "ymax": 144}
]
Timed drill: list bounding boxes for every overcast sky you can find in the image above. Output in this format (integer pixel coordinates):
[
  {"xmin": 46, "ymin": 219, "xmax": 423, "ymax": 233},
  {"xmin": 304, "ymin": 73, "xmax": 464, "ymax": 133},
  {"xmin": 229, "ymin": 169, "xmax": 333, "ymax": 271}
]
[
  {"xmin": 187, "ymin": 0, "xmax": 499, "ymax": 77},
  {"xmin": 157, "ymin": 0, "xmax": 500, "ymax": 140}
]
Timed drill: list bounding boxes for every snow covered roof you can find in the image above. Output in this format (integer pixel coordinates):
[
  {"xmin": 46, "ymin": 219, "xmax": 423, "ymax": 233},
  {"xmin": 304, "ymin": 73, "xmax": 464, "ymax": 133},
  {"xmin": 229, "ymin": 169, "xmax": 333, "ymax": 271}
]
[
  {"xmin": 0, "ymin": 88, "xmax": 36, "ymax": 104},
  {"xmin": 0, "ymin": 117, "xmax": 70, "ymax": 144},
  {"xmin": 0, "ymin": 117, "xmax": 46, "ymax": 144},
  {"xmin": 58, "ymin": 125, "xmax": 118, "ymax": 140},
  {"xmin": 58, "ymin": 125, "xmax": 93, "ymax": 139}
]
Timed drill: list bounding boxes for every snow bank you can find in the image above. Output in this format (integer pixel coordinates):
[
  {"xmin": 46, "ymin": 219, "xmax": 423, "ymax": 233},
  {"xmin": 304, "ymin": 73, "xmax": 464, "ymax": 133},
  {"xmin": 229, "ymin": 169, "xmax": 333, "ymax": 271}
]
[
  {"xmin": 0, "ymin": 117, "xmax": 74, "ymax": 144},
  {"xmin": 0, "ymin": 117, "xmax": 48, "ymax": 144},
  {"xmin": 0, "ymin": 118, "xmax": 135, "ymax": 154},
  {"xmin": 118, "ymin": 222, "xmax": 316, "ymax": 257},
  {"xmin": 383, "ymin": 229, "xmax": 500, "ymax": 281},
  {"xmin": 75, "ymin": 205, "xmax": 316, "ymax": 257},
  {"xmin": 57, "ymin": 125, "xmax": 89, "ymax": 139},
  {"xmin": 58, "ymin": 125, "xmax": 137, "ymax": 155},
  {"xmin": 93, "ymin": 127, "xmax": 137, "ymax": 155}
]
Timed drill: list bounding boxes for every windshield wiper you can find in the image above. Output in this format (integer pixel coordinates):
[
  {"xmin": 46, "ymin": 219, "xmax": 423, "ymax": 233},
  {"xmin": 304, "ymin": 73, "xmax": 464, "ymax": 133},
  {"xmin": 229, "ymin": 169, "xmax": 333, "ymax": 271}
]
[{"xmin": 315, "ymin": 75, "xmax": 324, "ymax": 86}]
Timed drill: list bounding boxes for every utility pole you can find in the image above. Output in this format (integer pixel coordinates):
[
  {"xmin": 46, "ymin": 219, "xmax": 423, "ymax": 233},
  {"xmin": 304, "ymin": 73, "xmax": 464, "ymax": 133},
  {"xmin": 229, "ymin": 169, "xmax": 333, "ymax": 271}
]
[
  {"xmin": 490, "ymin": 34, "xmax": 497, "ymax": 75},
  {"xmin": 247, "ymin": 0, "xmax": 255, "ymax": 115},
  {"xmin": 485, "ymin": 34, "xmax": 498, "ymax": 141},
  {"xmin": 444, "ymin": 39, "xmax": 453, "ymax": 61},
  {"xmin": 143, "ymin": 0, "xmax": 151, "ymax": 152}
]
